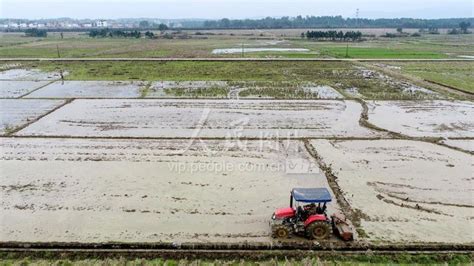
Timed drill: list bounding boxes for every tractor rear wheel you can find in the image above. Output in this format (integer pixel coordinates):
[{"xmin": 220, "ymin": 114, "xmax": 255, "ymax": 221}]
[
  {"xmin": 306, "ymin": 221, "xmax": 330, "ymax": 240},
  {"xmin": 272, "ymin": 225, "xmax": 290, "ymax": 238}
]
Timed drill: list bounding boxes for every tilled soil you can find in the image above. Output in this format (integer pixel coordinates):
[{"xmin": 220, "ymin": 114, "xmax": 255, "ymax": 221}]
[
  {"xmin": 441, "ymin": 139, "xmax": 474, "ymax": 153},
  {"xmin": 16, "ymin": 99, "xmax": 381, "ymax": 138},
  {"xmin": 310, "ymin": 139, "xmax": 473, "ymax": 243},
  {"xmin": 0, "ymin": 138, "xmax": 338, "ymax": 243},
  {"xmin": 367, "ymin": 101, "xmax": 474, "ymax": 138}
]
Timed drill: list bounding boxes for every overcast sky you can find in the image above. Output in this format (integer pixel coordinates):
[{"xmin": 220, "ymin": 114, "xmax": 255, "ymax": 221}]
[{"xmin": 1, "ymin": 0, "xmax": 473, "ymax": 19}]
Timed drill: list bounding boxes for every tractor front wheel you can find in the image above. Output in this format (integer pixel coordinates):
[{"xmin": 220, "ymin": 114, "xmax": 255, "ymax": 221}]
[
  {"xmin": 272, "ymin": 225, "xmax": 290, "ymax": 238},
  {"xmin": 306, "ymin": 221, "xmax": 330, "ymax": 240}
]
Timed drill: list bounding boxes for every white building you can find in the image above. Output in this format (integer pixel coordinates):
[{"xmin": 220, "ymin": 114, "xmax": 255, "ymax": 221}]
[{"xmin": 95, "ymin": 20, "xmax": 108, "ymax": 27}]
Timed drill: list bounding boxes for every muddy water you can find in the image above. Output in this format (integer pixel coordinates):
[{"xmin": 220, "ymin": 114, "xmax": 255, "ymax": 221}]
[
  {"xmin": 367, "ymin": 101, "xmax": 474, "ymax": 138},
  {"xmin": 0, "ymin": 69, "xmax": 64, "ymax": 81},
  {"xmin": 0, "ymin": 99, "xmax": 64, "ymax": 135},
  {"xmin": 0, "ymin": 138, "xmax": 335, "ymax": 243},
  {"xmin": 302, "ymin": 85, "xmax": 344, "ymax": 99},
  {"xmin": 16, "ymin": 99, "xmax": 382, "ymax": 138},
  {"xmin": 311, "ymin": 139, "xmax": 473, "ymax": 243},
  {"xmin": 0, "ymin": 80, "xmax": 50, "ymax": 98},
  {"xmin": 26, "ymin": 81, "xmax": 143, "ymax": 98}
]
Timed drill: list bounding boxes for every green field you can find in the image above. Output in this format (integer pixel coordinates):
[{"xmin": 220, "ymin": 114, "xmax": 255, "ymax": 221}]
[
  {"xmin": 294, "ymin": 33, "xmax": 474, "ymax": 59},
  {"xmin": 0, "ymin": 30, "xmax": 473, "ymax": 59},
  {"xmin": 33, "ymin": 61, "xmax": 350, "ymax": 81},
  {"xmin": 385, "ymin": 61, "xmax": 474, "ymax": 93},
  {"xmin": 320, "ymin": 47, "xmax": 448, "ymax": 59}
]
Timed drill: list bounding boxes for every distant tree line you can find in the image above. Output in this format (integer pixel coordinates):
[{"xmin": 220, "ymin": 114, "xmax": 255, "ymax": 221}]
[
  {"xmin": 89, "ymin": 29, "xmax": 152, "ymax": 38},
  {"xmin": 24, "ymin": 28, "xmax": 47, "ymax": 37},
  {"xmin": 202, "ymin": 16, "xmax": 474, "ymax": 29},
  {"xmin": 304, "ymin": 30, "xmax": 362, "ymax": 41},
  {"xmin": 138, "ymin": 21, "xmax": 169, "ymax": 31}
]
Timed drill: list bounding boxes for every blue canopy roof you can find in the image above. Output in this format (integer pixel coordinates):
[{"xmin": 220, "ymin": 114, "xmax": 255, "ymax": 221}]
[{"xmin": 291, "ymin": 188, "xmax": 332, "ymax": 203}]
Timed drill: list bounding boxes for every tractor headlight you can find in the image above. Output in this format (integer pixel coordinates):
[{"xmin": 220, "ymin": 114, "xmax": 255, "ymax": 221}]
[{"xmin": 271, "ymin": 213, "xmax": 276, "ymax": 220}]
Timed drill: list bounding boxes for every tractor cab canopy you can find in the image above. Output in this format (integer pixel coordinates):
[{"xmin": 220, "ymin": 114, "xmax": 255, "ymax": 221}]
[{"xmin": 290, "ymin": 188, "xmax": 332, "ymax": 207}]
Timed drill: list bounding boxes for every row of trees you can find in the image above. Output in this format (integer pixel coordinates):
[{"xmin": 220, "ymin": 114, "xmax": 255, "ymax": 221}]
[
  {"xmin": 89, "ymin": 29, "xmax": 159, "ymax": 38},
  {"xmin": 138, "ymin": 21, "xmax": 169, "ymax": 31},
  {"xmin": 24, "ymin": 28, "xmax": 47, "ymax": 37},
  {"xmin": 303, "ymin": 30, "xmax": 362, "ymax": 41},
  {"xmin": 448, "ymin": 22, "xmax": 472, "ymax": 34},
  {"xmin": 202, "ymin": 16, "xmax": 474, "ymax": 29}
]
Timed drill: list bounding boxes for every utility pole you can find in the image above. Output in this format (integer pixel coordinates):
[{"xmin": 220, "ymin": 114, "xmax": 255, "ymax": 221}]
[
  {"xmin": 241, "ymin": 43, "xmax": 244, "ymax": 58},
  {"xmin": 345, "ymin": 43, "xmax": 349, "ymax": 58},
  {"xmin": 56, "ymin": 45, "xmax": 61, "ymax": 58},
  {"xmin": 355, "ymin": 8, "xmax": 360, "ymax": 27}
]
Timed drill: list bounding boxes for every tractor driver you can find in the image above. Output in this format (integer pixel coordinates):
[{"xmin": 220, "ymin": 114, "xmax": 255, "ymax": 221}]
[
  {"xmin": 315, "ymin": 203, "xmax": 327, "ymax": 214},
  {"xmin": 297, "ymin": 203, "xmax": 316, "ymax": 220}
]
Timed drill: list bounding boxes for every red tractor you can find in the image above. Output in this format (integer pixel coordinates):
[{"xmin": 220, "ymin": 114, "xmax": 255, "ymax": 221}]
[{"xmin": 270, "ymin": 187, "xmax": 353, "ymax": 241}]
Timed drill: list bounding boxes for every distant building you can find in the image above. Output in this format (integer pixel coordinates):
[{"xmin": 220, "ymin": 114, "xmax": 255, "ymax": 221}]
[{"xmin": 94, "ymin": 20, "xmax": 108, "ymax": 28}]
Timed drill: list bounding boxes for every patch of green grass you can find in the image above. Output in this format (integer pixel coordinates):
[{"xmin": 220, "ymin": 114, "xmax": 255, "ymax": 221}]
[
  {"xmin": 332, "ymin": 78, "xmax": 443, "ymax": 100},
  {"xmin": 387, "ymin": 61, "xmax": 474, "ymax": 93},
  {"xmin": 320, "ymin": 47, "xmax": 448, "ymax": 59},
  {"xmin": 34, "ymin": 61, "xmax": 352, "ymax": 82},
  {"xmin": 238, "ymin": 87, "xmax": 310, "ymax": 98}
]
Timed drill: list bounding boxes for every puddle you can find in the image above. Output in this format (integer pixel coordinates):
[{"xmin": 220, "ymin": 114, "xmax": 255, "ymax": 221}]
[
  {"xmin": 26, "ymin": 81, "xmax": 142, "ymax": 98},
  {"xmin": 345, "ymin": 87, "xmax": 362, "ymax": 98},
  {"xmin": 212, "ymin": 48, "xmax": 309, "ymax": 54},
  {"xmin": 0, "ymin": 99, "xmax": 65, "ymax": 135},
  {"xmin": 0, "ymin": 81, "xmax": 50, "ymax": 98},
  {"xmin": 402, "ymin": 85, "xmax": 437, "ymax": 95},
  {"xmin": 302, "ymin": 85, "xmax": 344, "ymax": 99},
  {"xmin": 260, "ymin": 40, "xmax": 286, "ymax": 45},
  {"xmin": 0, "ymin": 69, "xmax": 66, "ymax": 81}
]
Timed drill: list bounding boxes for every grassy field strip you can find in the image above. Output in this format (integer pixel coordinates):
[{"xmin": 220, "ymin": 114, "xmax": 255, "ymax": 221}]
[
  {"xmin": 359, "ymin": 62, "xmax": 473, "ymax": 99},
  {"xmin": 1, "ymin": 58, "xmax": 474, "ymax": 61}
]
